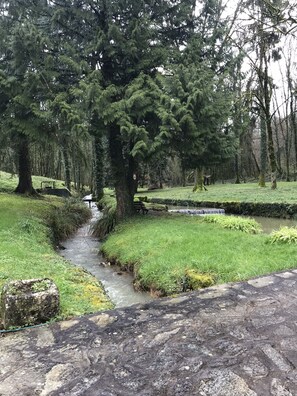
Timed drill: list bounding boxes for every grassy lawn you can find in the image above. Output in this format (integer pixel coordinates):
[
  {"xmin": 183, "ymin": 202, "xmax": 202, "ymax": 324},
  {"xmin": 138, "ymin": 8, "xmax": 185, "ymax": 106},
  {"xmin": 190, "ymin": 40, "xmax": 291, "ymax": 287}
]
[
  {"xmin": 101, "ymin": 214, "xmax": 297, "ymax": 295},
  {"xmin": 136, "ymin": 182, "xmax": 297, "ymax": 204},
  {"xmin": 0, "ymin": 171, "xmax": 68, "ymax": 193},
  {"xmin": 0, "ymin": 193, "xmax": 113, "ymax": 322}
]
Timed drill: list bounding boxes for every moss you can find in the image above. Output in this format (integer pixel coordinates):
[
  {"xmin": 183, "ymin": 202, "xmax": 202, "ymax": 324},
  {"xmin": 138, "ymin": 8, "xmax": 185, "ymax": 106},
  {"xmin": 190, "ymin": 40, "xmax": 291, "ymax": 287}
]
[{"xmin": 184, "ymin": 270, "xmax": 215, "ymax": 290}]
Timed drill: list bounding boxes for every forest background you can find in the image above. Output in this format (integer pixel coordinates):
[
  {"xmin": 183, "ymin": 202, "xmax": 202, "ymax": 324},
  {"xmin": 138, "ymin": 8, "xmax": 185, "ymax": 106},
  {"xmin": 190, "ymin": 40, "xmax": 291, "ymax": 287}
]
[{"xmin": 1, "ymin": 0, "xmax": 297, "ymax": 219}]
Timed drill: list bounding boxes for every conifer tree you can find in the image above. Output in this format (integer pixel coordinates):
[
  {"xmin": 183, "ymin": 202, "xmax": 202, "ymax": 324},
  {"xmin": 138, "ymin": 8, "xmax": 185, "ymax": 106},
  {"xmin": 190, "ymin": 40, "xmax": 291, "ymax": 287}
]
[
  {"xmin": 0, "ymin": 0, "xmax": 52, "ymax": 194},
  {"xmin": 51, "ymin": 0, "xmax": 195, "ymax": 218}
]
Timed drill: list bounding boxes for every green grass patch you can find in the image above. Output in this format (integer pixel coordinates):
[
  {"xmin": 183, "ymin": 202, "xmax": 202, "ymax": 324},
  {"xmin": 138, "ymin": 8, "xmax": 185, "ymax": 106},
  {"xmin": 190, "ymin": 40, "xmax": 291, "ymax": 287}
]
[
  {"xmin": 137, "ymin": 182, "xmax": 297, "ymax": 204},
  {"xmin": 101, "ymin": 214, "xmax": 297, "ymax": 295},
  {"xmin": 0, "ymin": 171, "xmax": 67, "ymax": 193},
  {"xmin": 0, "ymin": 193, "xmax": 113, "ymax": 321}
]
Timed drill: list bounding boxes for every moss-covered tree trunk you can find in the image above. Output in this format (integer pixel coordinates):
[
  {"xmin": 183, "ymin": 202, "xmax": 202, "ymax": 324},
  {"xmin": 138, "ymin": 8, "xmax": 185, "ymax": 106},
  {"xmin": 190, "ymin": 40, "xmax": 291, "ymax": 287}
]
[
  {"xmin": 192, "ymin": 167, "xmax": 205, "ymax": 192},
  {"xmin": 14, "ymin": 133, "xmax": 36, "ymax": 195},
  {"xmin": 267, "ymin": 119, "xmax": 277, "ymax": 190}
]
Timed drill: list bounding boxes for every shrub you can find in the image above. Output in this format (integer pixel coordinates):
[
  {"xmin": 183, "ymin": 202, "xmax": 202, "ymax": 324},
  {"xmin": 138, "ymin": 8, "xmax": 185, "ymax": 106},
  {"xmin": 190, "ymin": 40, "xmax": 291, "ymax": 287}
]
[
  {"xmin": 202, "ymin": 215, "xmax": 262, "ymax": 234},
  {"xmin": 268, "ymin": 226, "xmax": 297, "ymax": 244}
]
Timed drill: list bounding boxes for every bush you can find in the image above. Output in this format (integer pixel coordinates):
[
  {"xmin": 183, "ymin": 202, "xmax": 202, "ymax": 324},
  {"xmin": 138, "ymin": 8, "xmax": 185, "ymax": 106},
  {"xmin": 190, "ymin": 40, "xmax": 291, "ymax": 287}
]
[
  {"xmin": 268, "ymin": 226, "xmax": 297, "ymax": 244},
  {"xmin": 202, "ymin": 215, "xmax": 262, "ymax": 234}
]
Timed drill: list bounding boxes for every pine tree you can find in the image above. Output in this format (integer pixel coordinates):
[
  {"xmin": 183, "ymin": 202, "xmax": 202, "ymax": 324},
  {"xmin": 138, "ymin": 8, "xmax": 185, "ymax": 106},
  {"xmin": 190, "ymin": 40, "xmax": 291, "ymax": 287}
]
[
  {"xmin": 51, "ymin": 0, "xmax": 196, "ymax": 218},
  {"xmin": 0, "ymin": 1, "xmax": 52, "ymax": 194}
]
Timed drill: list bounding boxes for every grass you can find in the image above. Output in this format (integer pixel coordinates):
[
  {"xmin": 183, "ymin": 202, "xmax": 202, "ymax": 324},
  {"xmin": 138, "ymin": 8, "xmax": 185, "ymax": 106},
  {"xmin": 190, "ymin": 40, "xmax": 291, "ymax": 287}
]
[
  {"xmin": 0, "ymin": 170, "xmax": 68, "ymax": 193},
  {"xmin": 101, "ymin": 214, "xmax": 297, "ymax": 295},
  {"xmin": 136, "ymin": 182, "xmax": 297, "ymax": 204},
  {"xmin": 0, "ymin": 193, "xmax": 113, "ymax": 322}
]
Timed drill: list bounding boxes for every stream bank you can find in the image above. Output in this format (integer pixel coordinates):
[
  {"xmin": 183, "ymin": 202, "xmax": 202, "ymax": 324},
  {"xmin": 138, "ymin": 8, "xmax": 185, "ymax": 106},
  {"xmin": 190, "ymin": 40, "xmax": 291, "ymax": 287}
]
[{"xmin": 59, "ymin": 205, "xmax": 153, "ymax": 308}]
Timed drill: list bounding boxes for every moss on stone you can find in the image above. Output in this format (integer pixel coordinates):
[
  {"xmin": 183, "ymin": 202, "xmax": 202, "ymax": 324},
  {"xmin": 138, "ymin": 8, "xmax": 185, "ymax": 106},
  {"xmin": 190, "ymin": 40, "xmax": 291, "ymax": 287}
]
[{"xmin": 184, "ymin": 270, "xmax": 215, "ymax": 290}]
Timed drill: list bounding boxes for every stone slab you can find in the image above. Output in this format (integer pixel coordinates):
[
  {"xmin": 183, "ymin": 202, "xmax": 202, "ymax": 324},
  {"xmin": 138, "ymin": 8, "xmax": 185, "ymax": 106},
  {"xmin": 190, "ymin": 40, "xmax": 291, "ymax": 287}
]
[{"xmin": 1, "ymin": 270, "xmax": 297, "ymax": 395}]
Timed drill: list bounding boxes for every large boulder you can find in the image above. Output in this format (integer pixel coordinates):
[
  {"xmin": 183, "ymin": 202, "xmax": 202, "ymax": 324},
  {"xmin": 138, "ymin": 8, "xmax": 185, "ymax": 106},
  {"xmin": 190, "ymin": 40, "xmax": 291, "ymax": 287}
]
[{"xmin": 1, "ymin": 278, "xmax": 60, "ymax": 329}]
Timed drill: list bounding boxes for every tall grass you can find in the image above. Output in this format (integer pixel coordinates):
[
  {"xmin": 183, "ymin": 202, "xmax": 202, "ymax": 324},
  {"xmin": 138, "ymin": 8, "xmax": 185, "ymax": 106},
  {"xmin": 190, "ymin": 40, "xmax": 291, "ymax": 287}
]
[
  {"xmin": 101, "ymin": 214, "xmax": 297, "ymax": 295},
  {"xmin": 0, "ymin": 193, "xmax": 113, "ymax": 320}
]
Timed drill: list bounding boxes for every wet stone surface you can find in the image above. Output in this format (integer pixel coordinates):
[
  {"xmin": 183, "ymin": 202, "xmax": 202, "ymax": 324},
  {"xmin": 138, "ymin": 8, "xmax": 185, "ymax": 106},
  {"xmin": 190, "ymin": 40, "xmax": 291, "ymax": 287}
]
[{"xmin": 1, "ymin": 271, "xmax": 297, "ymax": 395}]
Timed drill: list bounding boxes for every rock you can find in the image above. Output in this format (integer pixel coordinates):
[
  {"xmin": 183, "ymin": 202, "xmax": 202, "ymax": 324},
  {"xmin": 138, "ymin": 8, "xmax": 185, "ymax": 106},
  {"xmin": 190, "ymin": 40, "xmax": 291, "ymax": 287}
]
[{"xmin": 1, "ymin": 278, "xmax": 60, "ymax": 329}]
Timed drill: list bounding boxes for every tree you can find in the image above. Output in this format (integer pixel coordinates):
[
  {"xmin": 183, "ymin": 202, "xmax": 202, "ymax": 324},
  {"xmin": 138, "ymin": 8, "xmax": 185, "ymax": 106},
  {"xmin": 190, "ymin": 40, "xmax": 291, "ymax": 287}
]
[
  {"xmin": 163, "ymin": 0, "xmax": 239, "ymax": 192},
  {"xmin": 240, "ymin": 0, "xmax": 287, "ymax": 189},
  {"xmin": 51, "ymin": 0, "xmax": 196, "ymax": 218},
  {"xmin": 0, "ymin": 1, "xmax": 53, "ymax": 194}
]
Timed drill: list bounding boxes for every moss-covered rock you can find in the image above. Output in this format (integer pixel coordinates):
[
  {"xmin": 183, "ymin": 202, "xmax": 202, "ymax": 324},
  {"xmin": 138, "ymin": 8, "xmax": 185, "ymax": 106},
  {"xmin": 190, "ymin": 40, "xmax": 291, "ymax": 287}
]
[
  {"xmin": 1, "ymin": 278, "xmax": 60, "ymax": 329},
  {"xmin": 184, "ymin": 270, "xmax": 215, "ymax": 291}
]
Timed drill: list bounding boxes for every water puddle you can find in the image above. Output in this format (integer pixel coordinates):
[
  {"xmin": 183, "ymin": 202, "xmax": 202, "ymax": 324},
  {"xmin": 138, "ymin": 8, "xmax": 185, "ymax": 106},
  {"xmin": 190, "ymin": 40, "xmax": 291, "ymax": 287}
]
[{"xmin": 59, "ymin": 205, "xmax": 153, "ymax": 308}]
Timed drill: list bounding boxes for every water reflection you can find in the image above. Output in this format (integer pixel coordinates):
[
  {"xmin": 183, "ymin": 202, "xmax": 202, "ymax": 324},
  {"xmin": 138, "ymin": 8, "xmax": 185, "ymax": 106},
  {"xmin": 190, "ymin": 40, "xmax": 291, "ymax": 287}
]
[{"xmin": 252, "ymin": 216, "xmax": 297, "ymax": 234}]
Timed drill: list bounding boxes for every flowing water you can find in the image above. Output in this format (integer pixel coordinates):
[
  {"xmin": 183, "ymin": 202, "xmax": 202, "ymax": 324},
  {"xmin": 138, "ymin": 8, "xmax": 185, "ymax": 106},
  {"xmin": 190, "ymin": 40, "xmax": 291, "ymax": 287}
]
[
  {"xmin": 59, "ymin": 205, "xmax": 153, "ymax": 308},
  {"xmin": 59, "ymin": 205, "xmax": 296, "ymax": 308}
]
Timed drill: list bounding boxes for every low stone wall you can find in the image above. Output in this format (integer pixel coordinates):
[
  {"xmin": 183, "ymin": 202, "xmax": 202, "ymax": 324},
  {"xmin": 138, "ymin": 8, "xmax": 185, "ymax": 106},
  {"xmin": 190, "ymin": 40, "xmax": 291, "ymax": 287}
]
[{"xmin": 147, "ymin": 198, "xmax": 297, "ymax": 219}]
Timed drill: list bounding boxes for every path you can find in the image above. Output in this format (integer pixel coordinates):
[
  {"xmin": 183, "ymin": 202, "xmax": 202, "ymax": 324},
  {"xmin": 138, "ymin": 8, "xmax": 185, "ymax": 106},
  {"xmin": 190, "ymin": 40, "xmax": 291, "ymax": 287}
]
[{"xmin": 1, "ymin": 270, "xmax": 297, "ymax": 395}]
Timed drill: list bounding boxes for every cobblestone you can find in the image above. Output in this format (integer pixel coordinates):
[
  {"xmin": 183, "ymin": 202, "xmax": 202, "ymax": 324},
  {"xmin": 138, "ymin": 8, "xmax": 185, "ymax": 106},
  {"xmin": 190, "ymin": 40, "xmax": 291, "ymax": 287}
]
[{"xmin": 1, "ymin": 270, "xmax": 297, "ymax": 395}]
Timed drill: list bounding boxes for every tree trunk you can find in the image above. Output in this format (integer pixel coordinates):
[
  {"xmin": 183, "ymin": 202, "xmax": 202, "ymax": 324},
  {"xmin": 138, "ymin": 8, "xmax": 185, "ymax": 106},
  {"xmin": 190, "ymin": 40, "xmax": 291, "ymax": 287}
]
[
  {"xmin": 62, "ymin": 143, "xmax": 71, "ymax": 191},
  {"xmin": 266, "ymin": 117, "xmax": 277, "ymax": 189},
  {"xmin": 14, "ymin": 134, "xmax": 36, "ymax": 195},
  {"xmin": 234, "ymin": 153, "xmax": 240, "ymax": 184},
  {"xmin": 258, "ymin": 114, "xmax": 267, "ymax": 187},
  {"xmin": 192, "ymin": 167, "xmax": 205, "ymax": 192},
  {"xmin": 109, "ymin": 123, "xmax": 134, "ymax": 219},
  {"xmin": 181, "ymin": 167, "xmax": 186, "ymax": 187},
  {"xmin": 93, "ymin": 135, "xmax": 104, "ymax": 201}
]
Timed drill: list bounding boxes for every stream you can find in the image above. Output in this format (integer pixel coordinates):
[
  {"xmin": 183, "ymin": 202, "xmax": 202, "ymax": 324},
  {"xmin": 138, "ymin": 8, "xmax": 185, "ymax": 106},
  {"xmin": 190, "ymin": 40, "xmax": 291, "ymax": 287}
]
[
  {"xmin": 59, "ymin": 204, "xmax": 296, "ymax": 308},
  {"xmin": 59, "ymin": 205, "xmax": 153, "ymax": 308},
  {"xmin": 168, "ymin": 206, "xmax": 297, "ymax": 233}
]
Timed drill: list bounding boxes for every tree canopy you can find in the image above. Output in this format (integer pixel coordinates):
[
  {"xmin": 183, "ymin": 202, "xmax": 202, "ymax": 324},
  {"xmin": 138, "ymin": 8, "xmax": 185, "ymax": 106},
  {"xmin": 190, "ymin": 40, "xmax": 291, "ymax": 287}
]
[{"xmin": 1, "ymin": 0, "xmax": 296, "ymax": 213}]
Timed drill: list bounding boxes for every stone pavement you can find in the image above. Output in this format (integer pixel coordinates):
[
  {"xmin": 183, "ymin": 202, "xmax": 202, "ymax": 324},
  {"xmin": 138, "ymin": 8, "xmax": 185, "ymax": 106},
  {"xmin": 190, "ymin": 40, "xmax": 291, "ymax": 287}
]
[{"xmin": 1, "ymin": 271, "xmax": 297, "ymax": 395}]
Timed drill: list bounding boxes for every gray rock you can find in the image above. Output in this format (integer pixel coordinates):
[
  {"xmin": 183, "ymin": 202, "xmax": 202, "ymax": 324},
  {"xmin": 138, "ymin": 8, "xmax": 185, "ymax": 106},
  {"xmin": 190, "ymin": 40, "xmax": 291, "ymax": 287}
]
[
  {"xmin": 198, "ymin": 370, "xmax": 257, "ymax": 396},
  {"xmin": 1, "ymin": 278, "xmax": 59, "ymax": 329}
]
